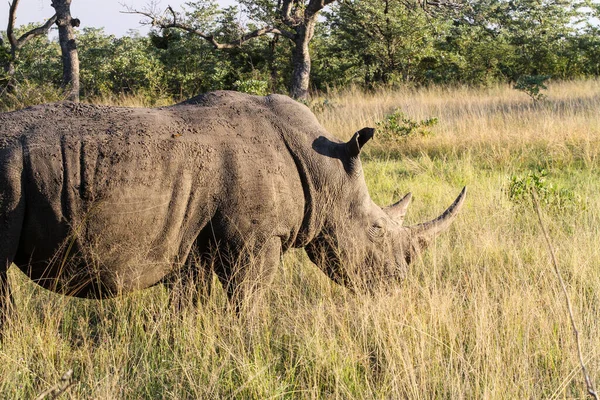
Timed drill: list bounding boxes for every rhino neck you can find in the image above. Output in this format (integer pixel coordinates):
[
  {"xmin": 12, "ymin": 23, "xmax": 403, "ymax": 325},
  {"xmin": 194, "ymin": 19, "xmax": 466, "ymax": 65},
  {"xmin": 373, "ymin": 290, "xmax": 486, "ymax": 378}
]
[
  {"xmin": 279, "ymin": 137, "xmax": 321, "ymax": 248},
  {"xmin": 263, "ymin": 94, "xmax": 348, "ymax": 249},
  {"xmin": 278, "ymin": 130, "xmax": 346, "ymax": 249}
]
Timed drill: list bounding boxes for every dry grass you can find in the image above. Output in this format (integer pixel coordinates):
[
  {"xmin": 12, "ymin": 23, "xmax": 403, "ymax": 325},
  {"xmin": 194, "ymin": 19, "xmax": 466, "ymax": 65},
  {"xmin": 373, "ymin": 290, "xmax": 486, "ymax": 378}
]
[
  {"xmin": 317, "ymin": 80, "xmax": 600, "ymax": 170},
  {"xmin": 2, "ymin": 80, "xmax": 600, "ymax": 398},
  {"xmin": 85, "ymin": 91, "xmax": 174, "ymax": 108}
]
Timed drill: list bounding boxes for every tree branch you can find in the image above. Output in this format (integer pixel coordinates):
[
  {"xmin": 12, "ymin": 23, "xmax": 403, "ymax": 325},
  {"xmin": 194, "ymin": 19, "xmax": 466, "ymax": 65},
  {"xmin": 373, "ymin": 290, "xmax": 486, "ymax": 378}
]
[
  {"xmin": 423, "ymin": 0, "xmax": 463, "ymax": 8},
  {"xmin": 281, "ymin": 0, "xmax": 294, "ymax": 25},
  {"xmin": 532, "ymin": 192, "xmax": 599, "ymax": 400},
  {"xmin": 7, "ymin": 0, "xmax": 57, "ymax": 52},
  {"xmin": 231, "ymin": 25, "xmax": 295, "ymax": 46},
  {"xmin": 167, "ymin": 5, "xmax": 177, "ymax": 23},
  {"xmin": 7, "ymin": 0, "xmax": 20, "ymax": 49},
  {"xmin": 15, "ymin": 15, "xmax": 57, "ymax": 49},
  {"xmin": 122, "ymin": 6, "xmax": 295, "ymax": 48}
]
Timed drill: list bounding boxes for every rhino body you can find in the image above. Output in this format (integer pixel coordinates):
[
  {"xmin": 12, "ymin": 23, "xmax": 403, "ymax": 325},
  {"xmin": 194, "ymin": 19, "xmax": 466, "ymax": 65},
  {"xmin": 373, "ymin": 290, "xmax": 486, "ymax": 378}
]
[{"xmin": 0, "ymin": 91, "xmax": 464, "ymax": 316}]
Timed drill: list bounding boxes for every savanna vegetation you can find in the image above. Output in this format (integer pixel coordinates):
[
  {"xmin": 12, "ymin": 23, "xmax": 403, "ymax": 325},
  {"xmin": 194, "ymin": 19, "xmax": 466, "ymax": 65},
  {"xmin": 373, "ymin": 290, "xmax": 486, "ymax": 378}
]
[
  {"xmin": 1, "ymin": 80, "xmax": 600, "ymax": 398},
  {"xmin": 2, "ymin": 0, "xmax": 600, "ymax": 398},
  {"xmin": 1, "ymin": 0, "xmax": 600, "ymax": 108}
]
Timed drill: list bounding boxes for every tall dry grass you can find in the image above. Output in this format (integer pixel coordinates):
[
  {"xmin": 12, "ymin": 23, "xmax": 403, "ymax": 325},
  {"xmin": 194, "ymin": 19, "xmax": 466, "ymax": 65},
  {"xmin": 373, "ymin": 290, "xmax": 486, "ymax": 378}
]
[{"xmin": 1, "ymin": 80, "xmax": 600, "ymax": 398}]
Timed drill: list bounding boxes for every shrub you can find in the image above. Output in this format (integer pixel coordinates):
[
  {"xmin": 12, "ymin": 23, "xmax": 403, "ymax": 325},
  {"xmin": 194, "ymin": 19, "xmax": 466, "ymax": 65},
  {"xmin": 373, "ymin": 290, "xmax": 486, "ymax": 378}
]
[
  {"xmin": 514, "ymin": 75, "xmax": 551, "ymax": 102},
  {"xmin": 376, "ymin": 109, "xmax": 438, "ymax": 141},
  {"xmin": 233, "ymin": 79, "xmax": 269, "ymax": 96},
  {"xmin": 0, "ymin": 80, "xmax": 64, "ymax": 112},
  {"xmin": 507, "ymin": 169, "xmax": 581, "ymax": 211}
]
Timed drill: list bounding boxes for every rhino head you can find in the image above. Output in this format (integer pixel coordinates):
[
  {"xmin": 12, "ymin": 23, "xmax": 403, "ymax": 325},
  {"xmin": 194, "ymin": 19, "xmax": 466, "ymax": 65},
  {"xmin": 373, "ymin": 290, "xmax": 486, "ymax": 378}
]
[{"xmin": 305, "ymin": 127, "xmax": 466, "ymax": 290}]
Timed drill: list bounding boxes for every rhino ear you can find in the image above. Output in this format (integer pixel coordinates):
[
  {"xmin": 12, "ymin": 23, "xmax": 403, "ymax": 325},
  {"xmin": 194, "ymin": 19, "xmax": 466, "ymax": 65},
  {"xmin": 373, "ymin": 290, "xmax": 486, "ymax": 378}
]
[
  {"xmin": 385, "ymin": 192, "xmax": 412, "ymax": 225},
  {"xmin": 347, "ymin": 127, "xmax": 375, "ymax": 157}
]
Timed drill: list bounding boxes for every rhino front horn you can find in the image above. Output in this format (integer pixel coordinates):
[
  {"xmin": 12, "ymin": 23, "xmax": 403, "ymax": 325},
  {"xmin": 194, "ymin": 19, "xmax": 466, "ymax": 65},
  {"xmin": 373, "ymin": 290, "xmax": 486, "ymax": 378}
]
[
  {"xmin": 347, "ymin": 127, "xmax": 375, "ymax": 157},
  {"xmin": 406, "ymin": 187, "xmax": 467, "ymax": 254}
]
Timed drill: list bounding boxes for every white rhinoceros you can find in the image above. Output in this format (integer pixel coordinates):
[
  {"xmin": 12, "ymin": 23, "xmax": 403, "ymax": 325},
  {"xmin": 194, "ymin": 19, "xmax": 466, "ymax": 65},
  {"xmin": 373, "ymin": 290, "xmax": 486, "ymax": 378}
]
[{"xmin": 0, "ymin": 91, "xmax": 465, "ymax": 323}]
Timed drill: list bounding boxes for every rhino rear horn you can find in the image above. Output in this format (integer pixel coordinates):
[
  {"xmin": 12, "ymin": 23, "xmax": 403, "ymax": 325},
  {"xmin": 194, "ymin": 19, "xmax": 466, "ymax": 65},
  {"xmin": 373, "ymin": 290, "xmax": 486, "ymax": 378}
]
[
  {"xmin": 407, "ymin": 187, "xmax": 466, "ymax": 253},
  {"xmin": 347, "ymin": 127, "xmax": 375, "ymax": 157},
  {"xmin": 385, "ymin": 192, "xmax": 412, "ymax": 225}
]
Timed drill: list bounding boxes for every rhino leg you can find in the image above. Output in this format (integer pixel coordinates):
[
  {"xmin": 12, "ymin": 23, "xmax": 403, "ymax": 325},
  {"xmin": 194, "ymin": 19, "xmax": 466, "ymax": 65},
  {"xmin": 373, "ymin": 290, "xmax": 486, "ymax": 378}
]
[
  {"xmin": 215, "ymin": 237, "xmax": 282, "ymax": 313},
  {"xmin": 0, "ymin": 152, "xmax": 25, "ymax": 333},
  {"xmin": 0, "ymin": 268, "xmax": 10, "ymax": 334},
  {"xmin": 165, "ymin": 252, "xmax": 213, "ymax": 310}
]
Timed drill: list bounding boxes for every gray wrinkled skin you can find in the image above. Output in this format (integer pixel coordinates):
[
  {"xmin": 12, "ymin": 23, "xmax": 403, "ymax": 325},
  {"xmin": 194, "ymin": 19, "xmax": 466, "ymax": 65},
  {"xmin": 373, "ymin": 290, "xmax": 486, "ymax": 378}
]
[{"xmin": 0, "ymin": 91, "xmax": 465, "ymax": 315}]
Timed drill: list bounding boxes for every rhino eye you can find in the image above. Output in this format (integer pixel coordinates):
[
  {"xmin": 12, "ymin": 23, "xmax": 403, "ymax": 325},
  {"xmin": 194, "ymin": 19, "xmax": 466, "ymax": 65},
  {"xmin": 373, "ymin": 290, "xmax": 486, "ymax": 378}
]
[{"xmin": 368, "ymin": 219, "xmax": 387, "ymax": 241}]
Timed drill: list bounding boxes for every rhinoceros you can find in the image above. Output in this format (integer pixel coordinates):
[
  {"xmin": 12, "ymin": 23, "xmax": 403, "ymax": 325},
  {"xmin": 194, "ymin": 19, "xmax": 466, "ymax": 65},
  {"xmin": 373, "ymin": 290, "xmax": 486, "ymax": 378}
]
[{"xmin": 0, "ymin": 91, "xmax": 465, "ymax": 322}]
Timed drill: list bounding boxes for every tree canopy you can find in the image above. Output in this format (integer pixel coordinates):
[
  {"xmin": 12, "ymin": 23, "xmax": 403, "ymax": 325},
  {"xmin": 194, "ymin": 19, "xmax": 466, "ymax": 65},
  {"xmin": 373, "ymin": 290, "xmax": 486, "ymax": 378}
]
[{"xmin": 1, "ymin": 0, "xmax": 599, "ymax": 108}]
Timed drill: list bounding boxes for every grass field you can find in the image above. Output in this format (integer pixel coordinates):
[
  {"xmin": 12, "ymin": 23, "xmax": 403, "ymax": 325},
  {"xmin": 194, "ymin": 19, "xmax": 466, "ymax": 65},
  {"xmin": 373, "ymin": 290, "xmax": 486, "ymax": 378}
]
[{"xmin": 2, "ymin": 80, "xmax": 600, "ymax": 398}]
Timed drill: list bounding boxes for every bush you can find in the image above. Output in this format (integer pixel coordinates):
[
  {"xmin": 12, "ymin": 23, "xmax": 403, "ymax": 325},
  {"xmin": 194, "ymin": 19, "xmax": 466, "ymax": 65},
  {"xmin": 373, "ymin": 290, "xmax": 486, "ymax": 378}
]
[
  {"xmin": 506, "ymin": 169, "xmax": 581, "ymax": 211},
  {"xmin": 0, "ymin": 80, "xmax": 64, "ymax": 112},
  {"xmin": 514, "ymin": 75, "xmax": 551, "ymax": 102},
  {"xmin": 376, "ymin": 109, "xmax": 438, "ymax": 141},
  {"xmin": 233, "ymin": 79, "xmax": 270, "ymax": 96}
]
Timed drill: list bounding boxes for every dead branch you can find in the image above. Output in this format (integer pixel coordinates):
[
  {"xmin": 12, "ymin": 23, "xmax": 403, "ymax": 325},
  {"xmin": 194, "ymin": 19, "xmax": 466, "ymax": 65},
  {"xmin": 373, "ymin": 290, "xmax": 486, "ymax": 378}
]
[
  {"xmin": 34, "ymin": 369, "xmax": 75, "ymax": 400},
  {"xmin": 121, "ymin": 5, "xmax": 295, "ymax": 49},
  {"xmin": 532, "ymin": 191, "xmax": 598, "ymax": 400}
]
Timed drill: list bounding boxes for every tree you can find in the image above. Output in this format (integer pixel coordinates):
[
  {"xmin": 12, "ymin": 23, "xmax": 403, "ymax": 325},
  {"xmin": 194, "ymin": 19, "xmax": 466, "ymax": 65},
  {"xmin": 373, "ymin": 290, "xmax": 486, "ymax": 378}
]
[
  {"xmin": 128, "ymin": 0, "xmax": 338, "ymax": 99},
  {"xmin": 1, "ymin": 0, "xmax": 56, "ymax": 88},
  {"xmin": 318, "ymin": 0, "xmax": 447, "ymax": 87},
  {"xmin": 577, "ymin": 4, "xmax": 600, "ymax": 76},
  {"xmin": 51, "ymin": 0, "xmax": 80, "ymax": 101},
  {"xmin": 437, "ymin": 0, "xmax": 591, "ymax": 84},
  {"xmin": 77, "ymin": 28, "xmax": 166, "ymax": 100}
]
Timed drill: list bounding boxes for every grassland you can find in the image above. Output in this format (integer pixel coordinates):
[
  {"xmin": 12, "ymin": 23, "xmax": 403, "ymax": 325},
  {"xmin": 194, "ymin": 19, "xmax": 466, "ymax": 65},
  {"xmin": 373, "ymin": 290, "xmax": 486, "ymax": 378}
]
[{"xmin": 2, "ymin": 80, "xmax": 600, "ymax": 398}]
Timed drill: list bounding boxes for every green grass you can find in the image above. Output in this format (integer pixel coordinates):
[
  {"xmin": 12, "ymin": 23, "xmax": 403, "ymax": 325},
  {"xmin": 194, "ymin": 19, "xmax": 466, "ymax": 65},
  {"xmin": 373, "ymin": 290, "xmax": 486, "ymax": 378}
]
[{"xmin": 2, "ymin": 80, "xmax": 600, "ymax": 398}]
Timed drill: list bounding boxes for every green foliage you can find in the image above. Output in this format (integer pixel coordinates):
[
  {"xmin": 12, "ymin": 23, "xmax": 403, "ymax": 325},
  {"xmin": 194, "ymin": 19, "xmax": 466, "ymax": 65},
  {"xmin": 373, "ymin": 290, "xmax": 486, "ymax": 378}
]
[
  {"xmin": 315, "ymin": 0, "xmax": 594, "ymax": 88},
  {"xmin": 76, "ymin": 29, "xmax": 169, "ymax": 104},
  {"xmin": 0, "ymin": 79, "xmax": 63, "ymax": 111},
  {"xmin": 507, "ymin": 169, "xmax": 581, "ymax": 210},
  {"xmin": 2, "ymin": 0, "xmax": 600, "ymax": 103},
  {"xmin": 0, "ymin": 25, "xmax": 62, "ymax": 110},
  {"xmin": 307, "ymin": 98, "xmax": 337, "ymax": 114},
  {"xmin": 431, "ymin": 23, "xmax": 514, "ymax": 85},
  {"xmin": 376, "ymin": 109, "xmax": 438, "ymax": 140},
  {"xmin": 315, "ymin": 0, "xmax": 447, "ymax": 88},
  {"xmin": 0, "ymin": 33, "xmax": 10, "ymax": 80},
  {"xmin": 5, "ymin": 24, "xmax": 62, "ymax": 85},
  {"xmin": 514, "ymin": 75, "xmax": 551, "ymax": 102},
  {"xmin": 233, "ymin": 79, "xmax": 269, "ymax": 95}
]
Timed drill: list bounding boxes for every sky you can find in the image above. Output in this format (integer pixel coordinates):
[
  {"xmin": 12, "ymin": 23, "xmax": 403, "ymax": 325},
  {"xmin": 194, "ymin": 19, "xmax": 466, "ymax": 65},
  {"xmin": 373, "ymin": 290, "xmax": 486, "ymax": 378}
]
[{"xmin": 0, "ymin": 0, "xmax": 235, "ymax": 37}]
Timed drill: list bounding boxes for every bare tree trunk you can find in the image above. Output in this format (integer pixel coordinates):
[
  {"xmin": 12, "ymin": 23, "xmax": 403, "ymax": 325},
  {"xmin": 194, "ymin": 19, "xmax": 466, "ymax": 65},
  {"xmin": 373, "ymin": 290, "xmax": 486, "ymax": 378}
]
[
  {"xmin": 51, "ymin": 0, "xmax": 80, "ymax": 102},
  {"xmin": 2, "ymin": 60, "xmax": 16, "ymax": 93},
  {"xmin": 1, "ymin": 39, "xmax": 15, "ymax": 79},
  {"xmin": 290, "ymin": 23, "xmax": 313, "ymax": 101},
  {"xmin": 268, "ymin": 35, "xmax": 279, "ymax": 92},
  {"xmin": 3, "ymin": 58, "xmax": 15, "ymax": 82},
  {"xmin": 289, "ymin": 15, "xmax": 318, "ymax": 101}
]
